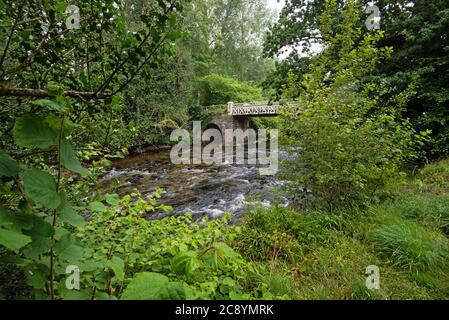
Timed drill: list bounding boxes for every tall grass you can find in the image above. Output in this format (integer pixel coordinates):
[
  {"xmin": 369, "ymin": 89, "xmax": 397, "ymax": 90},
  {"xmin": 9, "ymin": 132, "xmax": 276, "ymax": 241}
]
[
  {"xmin": 392, "ymin": 193, "xmax": 449, "ymax": 235},
  {"xmin": 368, "ymin": 214, "xmax": 449, "ymax": 292},
  {"xmin": 232, "ymin": 206, "xmax": 343, "ymax": 263}
]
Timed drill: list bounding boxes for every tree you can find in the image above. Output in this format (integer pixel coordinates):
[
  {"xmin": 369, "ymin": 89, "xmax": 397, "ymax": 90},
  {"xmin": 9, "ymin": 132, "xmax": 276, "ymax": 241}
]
[
  {"xmin": 181, "ymin": 0, "xmax": 276, "ymax": 83},
  {"xmin": 280, "ymin": 0, "xmax": 426, "ymax": 210},
  {"xmin": 0, "ymin": 0, "xmax": 186, "ymax": 98},
  {"xmin": 0, "ymin": 0, "xmax": 189, "ymax": 300},
  {"xmin": 264, "ymin": 0, "xmax": 449, "ymax": 157}
]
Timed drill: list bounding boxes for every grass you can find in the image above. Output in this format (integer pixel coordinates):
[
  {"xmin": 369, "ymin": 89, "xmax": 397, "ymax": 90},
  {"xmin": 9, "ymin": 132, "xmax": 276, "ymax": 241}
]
[
  {"xmin": 368, "ymin": 213, "xmax": 449, "ymax": 292},
  {"xmin": 393, "ymin": 193, "xmax": 449, "ymax": 235},
  {"xmin": 232, "ymin": 159, "xmax": 449, "ymax": 299}
]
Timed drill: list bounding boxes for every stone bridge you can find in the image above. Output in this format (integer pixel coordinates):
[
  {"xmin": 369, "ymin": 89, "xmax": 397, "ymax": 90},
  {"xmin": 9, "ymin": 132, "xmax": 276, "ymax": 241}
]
[
  {"xmin": 206, "ymin": 101, "xmax": 295, "ymax": 133},
  {"xmin": 227, "ymin": 101, "xmax": 281, "ymax": 116}
]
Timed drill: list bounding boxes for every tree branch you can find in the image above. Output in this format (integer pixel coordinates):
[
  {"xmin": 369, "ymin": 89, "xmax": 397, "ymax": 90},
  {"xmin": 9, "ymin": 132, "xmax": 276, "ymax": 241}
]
[
  {"xmin": 0, "ymin": 2, "xmax": 24, "ymax": 70},
  {"xmin": 94, "ymin": 0, "xmax": 178, "ymax": 95},
  {"xmin": 0, "ymin": 87, "xmax": 110, "ymax": 99},
  {"xmin": 110, "ymin": 33, "xmax": 168, "ymax": 96}
]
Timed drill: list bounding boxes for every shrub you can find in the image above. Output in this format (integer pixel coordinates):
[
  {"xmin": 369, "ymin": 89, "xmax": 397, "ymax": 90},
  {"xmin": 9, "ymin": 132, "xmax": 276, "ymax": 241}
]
[
  {"xmin": 72, "ymin": 191, "xmax": 270, "ymax": 300},
  {"xmin": 233, "ymin": 206, "xmax": 342, "ymax": 263},
  {"xmin": 280, "ymin": 1, "xmax": 427, "ymax": 211},
  {"xmin": 197, "ymin": 74, "xmax": 264, "ymax": 106},
  {"xmin": 417, "ymin": 159, "xmax": 449, "ymax": 194}
]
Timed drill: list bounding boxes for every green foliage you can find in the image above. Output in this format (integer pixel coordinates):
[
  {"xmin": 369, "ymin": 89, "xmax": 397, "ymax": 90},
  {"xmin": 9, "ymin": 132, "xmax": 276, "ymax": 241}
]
[
  {"xmin": 0, "ymin": 206, "xmax": 32, "ymax": 253},
  {"xmin": 60, "ymin": 140, "xmax": 89, "ymax": 175},
  {"xmin": 182, "ymin": 0, "xmax": 275, "ymax": 83},
  {"xmin": 280, "ymin": 0, "xmax": 427, "ymax": 210},
  {"xmin": 235, "ymin": 203, "xmax": 442, "ymax": 299},
  {"xmin": 122, "ymin": 272, "xmax": 186, "ymax": 300},
  {"xmin": 0, "ymin": 0, "xmax": 189, "ymax": 155},
  {"xmin": 22, "ymin": 169, "xmax": 61, "ymax": 209},
  {"xmin": 0, "ymin": 95, "xmax": 94, "ymax": 300},
  {"xmin": 233, "ymin": 206, "xmax": 342, "ymax": 263},
  {"xmin": 198, "ymin": 74, "xmax": 264, "ymax": 106},
  {"xmin": 72, "ymin": 191, "xmax": 266, "ymax": 300},
  {"xmin": 264, "ymin": 0, "xmax": 449, "ymax": 157},
  {"xmin": 250, "ymin": 117, "xmax": 280, "ymax": 130},
  {"xmin": 0, "ymin": 0, "xmax": 185, "ymax": 96},
  {"xmin": 416, "ymin": 159, "xmax": 449, "ymax": 194},
  {"xmin": 0, "ymin": 152, "xmax": 19, "ymax": 177},
  {"xmin": 2, "ymin": 0, "xmax": 449, "ymax": 301},
  {"xmin": 13, "ymin": 115, "xmax": 58, "ymax": 149},
  {"xmin": 369, "ymin": 213, "xmax": 449, "ymax": 291}
]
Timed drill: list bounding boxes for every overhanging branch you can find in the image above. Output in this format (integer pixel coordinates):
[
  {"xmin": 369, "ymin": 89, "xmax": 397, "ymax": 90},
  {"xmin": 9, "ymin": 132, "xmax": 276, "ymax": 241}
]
[{"xmin": 0, "ymin": 87, "xmax": 111, "ymax": 99}]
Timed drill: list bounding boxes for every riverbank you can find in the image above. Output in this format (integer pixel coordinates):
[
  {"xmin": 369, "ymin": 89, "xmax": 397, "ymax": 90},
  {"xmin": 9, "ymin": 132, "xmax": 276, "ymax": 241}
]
[
  {"xmin": 96, "ymin": 148, "xmax": 449, "ymax": 299},
  {"xmin": 231, "ymin": 159, "xmax": 449, "ymax": 299}
]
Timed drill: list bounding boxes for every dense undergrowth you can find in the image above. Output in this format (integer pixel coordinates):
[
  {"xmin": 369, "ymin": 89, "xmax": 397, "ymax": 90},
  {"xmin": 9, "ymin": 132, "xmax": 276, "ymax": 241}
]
[
  {"xmin": 3, "ymin": 158, "xmax": 449, "ymax": 300},
  {"xmin": 231, "ymin": 159, "xmax": 449, "ymax": 299}
]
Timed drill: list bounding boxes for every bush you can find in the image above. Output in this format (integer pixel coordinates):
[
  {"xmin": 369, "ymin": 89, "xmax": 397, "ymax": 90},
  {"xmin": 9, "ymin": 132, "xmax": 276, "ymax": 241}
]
[
  {"xmin": 233, "ymin": 206, "xmax": 342, "ymax": 263},
  {"xmin": 72, "ymin": 191, "xmax": 273, "ymax": 300},
  {"xmin": 280, "ymin": 1, "xmax": 426, "ymax": 210},
  {"xmin": 197, "ymin": 74, "xmax": 264, "ymax": 106},
  {"xmin": 417, "ymin": 159, "xmax": 449, "ymax": 194}
]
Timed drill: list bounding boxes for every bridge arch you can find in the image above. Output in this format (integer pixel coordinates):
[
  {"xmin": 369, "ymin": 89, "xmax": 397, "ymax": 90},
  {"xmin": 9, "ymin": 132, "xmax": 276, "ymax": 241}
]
[
  {"xmin": 204, "ymin": 123, "xmax": 222, "ymax": 135},
  {"xmin": 207, "ymin": 114, "xmax": 250, "ymax": 135}
]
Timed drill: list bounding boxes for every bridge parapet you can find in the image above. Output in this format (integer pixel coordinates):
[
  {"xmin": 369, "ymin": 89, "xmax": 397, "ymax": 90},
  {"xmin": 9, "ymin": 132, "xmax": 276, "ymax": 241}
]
[{"xmin": 227, "ymin": 101, "xmax": 298, "ymax": 116}]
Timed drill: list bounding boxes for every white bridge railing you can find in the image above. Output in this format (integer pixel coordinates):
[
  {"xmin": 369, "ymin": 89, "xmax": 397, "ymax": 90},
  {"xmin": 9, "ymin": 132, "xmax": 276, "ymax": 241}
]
[
  {"xmin": 227, "ymin": 102, "xmax": 278, "ymax": 116},
  {"xmin": 227, "ymin": 101, "xmax": 298, "ymax": 116}
]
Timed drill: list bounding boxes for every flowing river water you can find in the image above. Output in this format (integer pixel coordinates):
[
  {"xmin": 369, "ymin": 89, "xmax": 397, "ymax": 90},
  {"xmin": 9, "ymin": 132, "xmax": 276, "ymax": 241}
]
[{"xmin": 97, "ymin": 148, "xmax": 292, "ymax": 221}]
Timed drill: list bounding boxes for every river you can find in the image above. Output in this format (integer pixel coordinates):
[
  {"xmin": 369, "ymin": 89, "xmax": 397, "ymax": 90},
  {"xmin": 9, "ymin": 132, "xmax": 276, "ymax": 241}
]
[{"xmin": 97, "ymin": 148, "xmax": 291, "ymax": 221}]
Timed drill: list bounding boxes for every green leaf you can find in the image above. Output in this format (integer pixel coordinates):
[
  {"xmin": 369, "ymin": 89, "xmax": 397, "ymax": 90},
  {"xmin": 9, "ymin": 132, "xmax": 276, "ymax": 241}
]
[
  {"xmin": 0, "ymin": 206, "xmax": 33, "ymax": 231},
  {"xmin": 122, "ymin": 272, "xmax": 188, "ymax": 300},
  {"xmin": 0, "ymin": 228, "xmax": 31, "ymax": 253},
  {"xmin": 79, "ymin": 259, "xmax": 104, "ymax": 272},
  {"xmin": 58, "ymin": 193, "xmax": 85, "ymax": 227},
  {"xmin": 61, "ymin": 139, "xmax": 88, "ymax": 174},
  {"xmin": 45, "ymin": 114, "xmax": 80, "ymax": 136},
  {"xmin": 171, "ymin": 252, "xmax": 201, "ymax": 276},
  {"xmin": 89, "ymin": 201, "xmax": 106, "ymax": 213},
  {"xmin": 94, "ymin": 292, "xmax": 117, "ymax": 300},
  {"xmin": 166, "ymin": 30, "xmax": 183, "ymax": 41},
  {"xmin": 22, "ymin": 169, "xmax": 61, "ymax": 209},
  {"xmin": 122, "ymin": 272, "xmax": 169, "ymax": 300},
  {"xmin": 107, "ymin": 256, "xmax": 125, "ymax": 282},
  {"xmin": 56, "ymin": 233, "xmax": 84, "ymax": 262},
  {"xmin": 13, "ymin": 115, "xmax": 58, "ymax": 149},
  {"xmin": 22, "ymin": 215, "xmax": 54, "ymax": 259},
  {"xmin": 161, "ymin": 282, "xmax": 187, "ymax": 300},
  {"xmin": 105, "ymin": 194, "xmax": 120, "ymax": 206},
  {"xmin": 32, "ymin": 99, "xmax": 68, "ymax": 113},
  {"xmin": 60, "ymin": 205, "xmax": 85, "ymax": 228},
  {"xmin": 0, "ymin": 254, "xmax": 32, "ymax": 266},
  {"xmin": 203, "ymin": 243, "xmax": 239, "ymax": 270},
  {"xmin": 46, "ymin": 81, "xmax": 64, "ymax": 97},
  {"xmin": 54, "ymin": 2, "xmax": 70, "ymax": 13},
  {"xmin": 26, "ymin": 263, "xmax": 50, "ymax": 290},
  {"xmin": 168, "ymin": 13, "xmax": 177, "ymax": 27},
  {"xmin": 62, "ymin": 289, "xmax": 93, "ymax": 300},
  {"xmin": 0, "ymin": 152, "xmax": 20, "ymax": 177}
]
